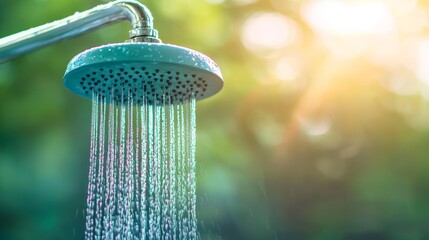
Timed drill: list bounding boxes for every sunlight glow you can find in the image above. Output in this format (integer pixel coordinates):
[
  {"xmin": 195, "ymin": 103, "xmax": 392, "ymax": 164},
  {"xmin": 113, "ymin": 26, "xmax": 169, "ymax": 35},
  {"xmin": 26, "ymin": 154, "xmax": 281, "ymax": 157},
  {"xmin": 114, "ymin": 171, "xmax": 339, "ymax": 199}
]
[
  {"xmin": 302, "ymin": 0, "xmax": 395, "ymax": 36},
  {"xmin": 416, "ymin": 40, "xmax": 429, "ymax": 86}
]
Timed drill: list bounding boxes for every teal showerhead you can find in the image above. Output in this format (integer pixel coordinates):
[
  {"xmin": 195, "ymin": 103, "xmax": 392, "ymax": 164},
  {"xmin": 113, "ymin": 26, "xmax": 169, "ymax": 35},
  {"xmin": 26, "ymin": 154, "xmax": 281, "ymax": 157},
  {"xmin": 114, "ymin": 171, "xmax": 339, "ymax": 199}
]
[
  {"xmin": 0, "ymin": 0, "xmax": 223, "ymax": 105},
  {"xmin": 63, "ymin": 42, "xmax": 223, "ymax": 105}
]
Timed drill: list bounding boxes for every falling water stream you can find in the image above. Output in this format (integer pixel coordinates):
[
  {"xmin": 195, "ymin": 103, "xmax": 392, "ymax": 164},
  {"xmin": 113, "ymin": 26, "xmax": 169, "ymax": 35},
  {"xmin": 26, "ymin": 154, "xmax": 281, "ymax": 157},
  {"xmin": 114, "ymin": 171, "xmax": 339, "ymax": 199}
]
[{"xmin": 85, "ymin": 92, "xmax": 197, "ymax": 240}]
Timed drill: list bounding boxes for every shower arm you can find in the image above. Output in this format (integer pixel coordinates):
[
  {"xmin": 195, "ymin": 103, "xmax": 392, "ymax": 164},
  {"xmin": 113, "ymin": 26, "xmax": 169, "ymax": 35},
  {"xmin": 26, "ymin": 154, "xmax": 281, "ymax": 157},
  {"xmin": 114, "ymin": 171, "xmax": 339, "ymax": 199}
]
[{"xmin": 0, "ymin": 0, "xmax": 161, "ymax": 63}]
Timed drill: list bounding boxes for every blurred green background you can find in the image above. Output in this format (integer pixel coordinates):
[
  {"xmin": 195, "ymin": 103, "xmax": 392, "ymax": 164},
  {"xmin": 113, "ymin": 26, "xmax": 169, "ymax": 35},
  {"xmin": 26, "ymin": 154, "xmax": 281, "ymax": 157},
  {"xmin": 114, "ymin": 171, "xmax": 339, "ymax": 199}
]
[{"xmin": 2, "ymin": 0, "xmax": 429, "ymax": 239}]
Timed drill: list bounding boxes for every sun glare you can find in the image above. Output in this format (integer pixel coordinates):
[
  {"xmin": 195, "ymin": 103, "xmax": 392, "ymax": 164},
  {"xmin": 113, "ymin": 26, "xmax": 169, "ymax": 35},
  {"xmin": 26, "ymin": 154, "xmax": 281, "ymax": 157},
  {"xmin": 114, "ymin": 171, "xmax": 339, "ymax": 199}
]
[
  {"xmin": 302, "ymin": 0, "xmax": 395, "ymax": 36},
  {"xmin": 416, "ymin": 40, "xmax": 429, "ymax": 86}
]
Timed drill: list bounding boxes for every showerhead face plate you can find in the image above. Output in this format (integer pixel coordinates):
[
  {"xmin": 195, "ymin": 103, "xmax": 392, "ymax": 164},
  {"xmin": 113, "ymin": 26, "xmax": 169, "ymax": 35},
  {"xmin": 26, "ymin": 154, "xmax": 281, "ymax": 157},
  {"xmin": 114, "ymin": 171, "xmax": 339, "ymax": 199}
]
[{"xmin": 63, "ymin": 42, "xmax": 223, "ymax": 104}]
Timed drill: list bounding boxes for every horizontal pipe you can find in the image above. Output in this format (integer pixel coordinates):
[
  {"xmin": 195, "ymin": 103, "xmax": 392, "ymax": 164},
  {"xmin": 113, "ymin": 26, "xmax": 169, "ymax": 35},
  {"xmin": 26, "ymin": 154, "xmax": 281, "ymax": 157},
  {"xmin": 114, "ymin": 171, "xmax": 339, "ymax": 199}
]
[{"xmin": 0, "ymin": 0, "xmax": 159, "ymax": 63}]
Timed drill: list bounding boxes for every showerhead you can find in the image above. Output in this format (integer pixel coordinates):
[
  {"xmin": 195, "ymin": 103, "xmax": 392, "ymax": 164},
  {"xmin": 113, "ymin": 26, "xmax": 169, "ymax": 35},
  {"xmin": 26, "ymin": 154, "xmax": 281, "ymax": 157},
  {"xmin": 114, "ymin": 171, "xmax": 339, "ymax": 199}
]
[
  {"xmin": 0, "ymin": 0, "xmax": 223, "ymax": 105},
  {"xmin": 63, "ymin": 42, "xmax": 223, "ymax": 105}
]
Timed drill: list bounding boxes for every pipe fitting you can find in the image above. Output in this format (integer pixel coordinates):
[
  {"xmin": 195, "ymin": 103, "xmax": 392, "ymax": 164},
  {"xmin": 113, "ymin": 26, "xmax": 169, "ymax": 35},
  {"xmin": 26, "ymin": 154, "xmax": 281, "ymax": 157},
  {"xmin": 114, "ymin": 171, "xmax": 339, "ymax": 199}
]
[
  {"xmin": 114, "ymin": 1, "xmax": 161, "ymax": 42},
  {"xmin": 0, "ymin": 0, "xmax": 162, "ymax": 62}
]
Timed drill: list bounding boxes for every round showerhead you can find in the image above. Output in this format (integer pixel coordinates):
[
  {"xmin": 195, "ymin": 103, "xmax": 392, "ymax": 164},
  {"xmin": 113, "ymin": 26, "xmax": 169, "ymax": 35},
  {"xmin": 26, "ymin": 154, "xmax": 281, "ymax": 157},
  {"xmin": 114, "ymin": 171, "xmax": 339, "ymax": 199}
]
[{"xmin": 63, "ymin": 42, "xmax": 223, "ymax": 104}]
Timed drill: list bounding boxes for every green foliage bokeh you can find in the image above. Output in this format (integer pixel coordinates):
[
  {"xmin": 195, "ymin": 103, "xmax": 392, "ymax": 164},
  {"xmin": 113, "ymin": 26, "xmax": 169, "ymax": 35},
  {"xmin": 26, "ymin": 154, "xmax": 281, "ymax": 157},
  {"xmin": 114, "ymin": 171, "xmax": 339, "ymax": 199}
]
[{"xmin": 1, "ymin": 0, "xmax": 429, "ymax": 239}]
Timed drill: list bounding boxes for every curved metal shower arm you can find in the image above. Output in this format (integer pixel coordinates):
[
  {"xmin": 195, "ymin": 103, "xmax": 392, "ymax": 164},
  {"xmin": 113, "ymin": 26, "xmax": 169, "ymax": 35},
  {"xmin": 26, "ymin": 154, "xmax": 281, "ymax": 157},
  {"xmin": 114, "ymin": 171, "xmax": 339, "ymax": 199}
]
[{"xmin": 0, "ymin": 0, "xmax": 161, "ymax": 63}]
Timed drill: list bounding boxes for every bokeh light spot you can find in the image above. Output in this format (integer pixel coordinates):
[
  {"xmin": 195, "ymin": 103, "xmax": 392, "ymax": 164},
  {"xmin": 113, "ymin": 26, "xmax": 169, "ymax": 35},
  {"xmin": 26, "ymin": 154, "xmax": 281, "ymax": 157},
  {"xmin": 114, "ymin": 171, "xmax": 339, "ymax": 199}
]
[
  {"xmin": 205, "ymin": 0, "xmax": 225, "ymax": 5},
  {"xmin": 297, "ymin": 114, "xmax": 331, "ymax": 136},
  {"xmin": 270, "ymin": 56, "xmax": 300, "ymax": 82},
  {"xmin": 241, "ymin": 12, "xmax": 299, "ymax": 56}
]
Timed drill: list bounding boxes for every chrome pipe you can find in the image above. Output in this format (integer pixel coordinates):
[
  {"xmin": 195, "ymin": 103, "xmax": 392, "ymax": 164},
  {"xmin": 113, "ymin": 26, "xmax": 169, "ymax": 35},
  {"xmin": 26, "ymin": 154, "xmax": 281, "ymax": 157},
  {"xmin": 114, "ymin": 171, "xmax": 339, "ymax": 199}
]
[{"xmin": 0, "ymin": 0, "xmax": 161, "ymax": 63}]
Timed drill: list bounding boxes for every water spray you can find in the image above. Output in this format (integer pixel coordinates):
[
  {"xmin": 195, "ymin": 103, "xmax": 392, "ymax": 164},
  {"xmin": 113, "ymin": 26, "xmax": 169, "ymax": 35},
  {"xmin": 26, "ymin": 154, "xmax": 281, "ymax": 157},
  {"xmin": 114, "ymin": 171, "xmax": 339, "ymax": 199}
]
[{"xmin": 0, "ymin": 1, "xmax": 223, "ymax": 238}]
